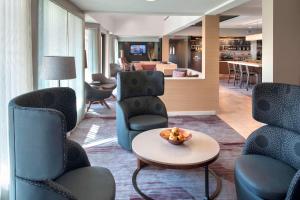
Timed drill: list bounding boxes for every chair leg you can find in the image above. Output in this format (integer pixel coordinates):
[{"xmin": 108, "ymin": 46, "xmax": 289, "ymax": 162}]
[
  {"xmin": 246, "ymin": 74, "xmax": 250, "ymax": 91},
  {"xmin": 233, "ymin": 74, "xmax": 237, "ymax": 86},
  {"xmin": 87, "ymin": 101, "xmax": 92, "ymax": 112},
  {"xmin": 239, "ymin": 73, "xmax": 243, "ymax": 88},
  {"xmin": 103, "ymin": 100, "xmax": 111, "ymax": 109}
]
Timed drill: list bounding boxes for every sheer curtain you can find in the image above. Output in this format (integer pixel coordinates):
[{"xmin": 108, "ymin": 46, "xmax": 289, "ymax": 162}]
[
  {"xmin": 40, "ymin": 0, "xmax": 68, "ymax": 88},
  {"xmin": 114, "ymin": 37, "xmax": 119, "ymax": 64},
  {"xmin": 85, "ymin": 29, "xmax": 99, "ymax": 82},
  {"xmin": 39, "ymin": 0, "xmax": 85, "ymax": 119},
  {"xmin": 68, "ymin": 12, "xmax": 85, "ymax": 119},
  {"xmin": 0, "ymin": 0, "xmax": 33, "ymax": 199}
]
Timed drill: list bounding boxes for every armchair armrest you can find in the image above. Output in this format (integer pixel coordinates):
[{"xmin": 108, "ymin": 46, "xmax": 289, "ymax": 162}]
[
  {"xmin": 44, "ymin": 180, "xmax": 77, "ymax": 200},
  {"xmin": 151, "ymin": 97, "xmax": 168, "ymax": 119},
  {"xmin": 65, "ymin": 139, "xmax": 90, "ymax": 172},
  {"xmin": 286, "ymin": 170, "xmax": 300, "ymax": 200},
  {"xmin": 116, "ymin": 101, "xmax": 130, "ymax": 130}
]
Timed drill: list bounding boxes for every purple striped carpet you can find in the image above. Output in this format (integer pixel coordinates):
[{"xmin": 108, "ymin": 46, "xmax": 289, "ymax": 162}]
[{"xmin": 70, "ymin": 114, "xmax": 244, "ymax": 200}]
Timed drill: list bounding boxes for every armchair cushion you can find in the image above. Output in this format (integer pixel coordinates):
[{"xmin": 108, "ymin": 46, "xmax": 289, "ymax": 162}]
[
  {"xmin": 121, "ymin": 96, "xmax": 168, "ymax": 119},
  {"xmin": 56, "ymin": 167, "xmax": 115, "ymax": 200},
  {"xmin": 129, "ymin": 114, "xmax": 168, "ymax": 131},
  {"xmin": 235, "ymin": 155, "xmax": 296, "ymax": 200}
]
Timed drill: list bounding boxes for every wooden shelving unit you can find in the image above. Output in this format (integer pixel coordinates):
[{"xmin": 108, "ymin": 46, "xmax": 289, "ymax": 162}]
[{"xmin": 189, "ymin": 36, "xmax": 202, "ymax": 72}]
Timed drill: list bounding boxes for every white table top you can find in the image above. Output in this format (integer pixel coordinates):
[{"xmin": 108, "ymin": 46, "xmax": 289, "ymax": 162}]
[
  {"xmin": 132, "ymin": 128, "xmax": 220, "ymax": 167},
  {"xmin": 227, "ymin": 61, "xmax": 262, "ymax": 68}
]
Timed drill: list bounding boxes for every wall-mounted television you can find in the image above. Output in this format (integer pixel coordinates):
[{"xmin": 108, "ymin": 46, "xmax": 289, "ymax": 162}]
[{"xmin": 130, "ymin": 44, "xmax": 146, "ymax": 55}]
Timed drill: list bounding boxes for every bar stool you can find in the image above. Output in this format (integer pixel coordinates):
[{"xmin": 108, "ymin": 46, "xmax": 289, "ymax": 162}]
[
  {"xmin": 239, "ymin": 64, "xmax": 248, "ymax": 88},
  {"xmin": 245, "ymin": 65, "xmax": 259, "ymax": 90},
  {"xmin": 233, "ymin": 64, "xmax": 241, "ymax": 86},
  {"xmin": 227, "ymin": 62, "xmax": 235, "ymax": 84}
]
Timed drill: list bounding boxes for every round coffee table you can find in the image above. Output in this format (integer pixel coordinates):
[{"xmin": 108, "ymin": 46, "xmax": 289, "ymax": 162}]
[{"xmin": 132, "ymin": 128, "xmax": 221, "ymax": 200}]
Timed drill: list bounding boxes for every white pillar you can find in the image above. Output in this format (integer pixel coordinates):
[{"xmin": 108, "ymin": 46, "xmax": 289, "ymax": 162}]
[{"xmin": 250, "ymin": 41, "xmax": 257, "ymax": 60}]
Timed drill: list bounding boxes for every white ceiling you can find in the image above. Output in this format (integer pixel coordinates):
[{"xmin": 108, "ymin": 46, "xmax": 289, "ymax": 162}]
[
  {"xmin": 71, "ymin": 0, "xmax": 249, "ymax": 16},
  {"xmin": 220, "ymin": 0, "xmax": 261, "ymax": 29},
  {"xmin": 220, "ymin": 16, "xmax": 262, "ymax": 29},
  {"xmin": 171, "ymin": 0, "xmax": 262, "ymax": 35},
  {"xmin": 88, "ymin": 13, "xmax": 166, "ymax": 36},
  {"xmin": 77, "ymin": 0, "xmax": 262, "ymax": 37},
  {"xmin": 223, "ymin": 0, "xmax": 261, "ymax": 16}
]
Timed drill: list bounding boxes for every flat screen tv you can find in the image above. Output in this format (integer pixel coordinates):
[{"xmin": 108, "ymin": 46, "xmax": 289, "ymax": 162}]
[{"xmin": 130, "ymin": 45, "xmax": 146, "ymax": 55}]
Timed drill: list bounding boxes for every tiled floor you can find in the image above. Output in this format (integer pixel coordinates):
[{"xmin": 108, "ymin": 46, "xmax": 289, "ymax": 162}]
[{"xmin": 218, "ymin": 76, "xmax": 263, "ymax": 139}]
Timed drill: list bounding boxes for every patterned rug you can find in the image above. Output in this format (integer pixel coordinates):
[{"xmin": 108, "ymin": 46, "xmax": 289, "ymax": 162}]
[{"xmin": 70, "ymin": 113, "xmax": 244, "ymax": 200}]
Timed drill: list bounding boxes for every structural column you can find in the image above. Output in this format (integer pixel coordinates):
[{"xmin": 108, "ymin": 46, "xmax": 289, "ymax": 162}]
[
  {"xmin": 202, "ymin": 15, "xmax": 220, "ymax": 109},
  {"xmin": 162, "ymin": 35, "xmax": 170, "ymax": 62},
  {"xmin": 262, "ymin": 0, "xmax": 300, "ymax": 84}
]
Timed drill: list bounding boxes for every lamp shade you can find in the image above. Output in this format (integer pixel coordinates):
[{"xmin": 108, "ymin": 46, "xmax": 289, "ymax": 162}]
[{"xmin": 42, "ymin": 56, "xmax": 76, "ymax": 80}]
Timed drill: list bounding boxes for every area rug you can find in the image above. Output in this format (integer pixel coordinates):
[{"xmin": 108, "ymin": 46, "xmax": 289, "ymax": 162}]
[{"xmin": 70, "ymin": 114, "xmax": 244, "ymax": 200}]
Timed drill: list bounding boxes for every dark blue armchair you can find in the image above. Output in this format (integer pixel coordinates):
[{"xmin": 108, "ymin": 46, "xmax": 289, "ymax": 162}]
[
  {"xmin": 9, "ymin": 87, "xmax": 115, "ymax": 200},
  {"xmin": 235, "ymin": 83, "xmax": 300, "ymax": 200},
  {"xmin": 116, "ymin": 71, "xmax": 168, "ymax": 150}
]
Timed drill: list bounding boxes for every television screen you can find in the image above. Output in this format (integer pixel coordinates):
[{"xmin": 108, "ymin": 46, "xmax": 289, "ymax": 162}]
[{"xmin": 130, "ymin": 45, "xmax": 146, "ymax": 55}]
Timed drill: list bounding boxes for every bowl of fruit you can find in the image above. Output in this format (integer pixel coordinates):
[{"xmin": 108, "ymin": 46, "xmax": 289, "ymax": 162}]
[{"xmin": 160, "ymin": 127, "xmax": 192, "ymax": 145}]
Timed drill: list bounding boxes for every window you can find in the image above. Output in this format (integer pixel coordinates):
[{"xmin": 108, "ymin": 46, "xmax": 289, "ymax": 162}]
[
  {"xmin": 85, "ymin": 28, "xmax": 99, "ymax": 82},
  {"xmin": 0, "ymin": 0, "xmax": 33, "ymax": 198},
  {"xmin": 39, "ymin": 0, "xmax": 85, "ymax": 118}
]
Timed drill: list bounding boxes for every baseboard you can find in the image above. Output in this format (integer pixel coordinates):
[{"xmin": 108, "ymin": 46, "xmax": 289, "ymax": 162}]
[{"xmin": 167, "ymin": 111, "xmax": 217, "ymax": 116}]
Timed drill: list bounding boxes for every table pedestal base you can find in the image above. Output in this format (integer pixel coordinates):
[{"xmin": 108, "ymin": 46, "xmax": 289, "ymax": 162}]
[{"xmin": 132, "ymin": 161, "xmax": 222, "ymax": 200}]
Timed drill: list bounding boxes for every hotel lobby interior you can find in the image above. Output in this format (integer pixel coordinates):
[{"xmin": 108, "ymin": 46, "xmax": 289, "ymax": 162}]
[{"xmin": 1, "ymin": 0, "xmax": 300, "ymax": 200}]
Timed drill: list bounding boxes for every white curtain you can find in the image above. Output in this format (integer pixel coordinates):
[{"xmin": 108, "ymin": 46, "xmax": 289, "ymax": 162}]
[
  {"xmin": 40, "ymin": 0, "xmax": 85, "ymax": 120},
  {"xmin": 68, "ymin": 12, "xmax": 85, "ymax": 119},
  {"xmin": 40, "ymin": 0, "xmax": 68, "ymax": 88},
  {"xmin": 114, "ymin": 37, "xmax": 119, "ymax": 64},
  {"xmin": 0, "ymin": 0, "xmax": 33, "ymax": 200},
  {"xmin": 85, "ymin": 29, "xmax": 99, "ymax": 82}
]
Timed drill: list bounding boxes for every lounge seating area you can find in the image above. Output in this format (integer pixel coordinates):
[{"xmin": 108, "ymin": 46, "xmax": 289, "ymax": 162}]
[{"xmin": 1, "ymin": 0, "xmax": 300, "ymax": 200}]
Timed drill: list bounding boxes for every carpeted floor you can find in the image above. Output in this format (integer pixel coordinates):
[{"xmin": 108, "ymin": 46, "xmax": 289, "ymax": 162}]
[{"xmin": 70, "ymin": 112, "xmax": 244, "ymax": 200}]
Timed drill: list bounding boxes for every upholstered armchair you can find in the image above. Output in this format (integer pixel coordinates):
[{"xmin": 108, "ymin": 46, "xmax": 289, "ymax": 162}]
[
  {"xmin": 85, "ymin": 82, "xmax": 112, "ymax": 111},
  {"xmin": 110, "ymin": 63, "xmax": 122, "ymax": 78},
  {"xmin": 9, "ymin": 87, "xmax": 115, "ymax": 200},
  {"xmin": 116, "ymin": 71, "xmax": 168, "ymax": 150},
  {"xmin": 91, "ymin": 73, "xmax": 117, "ymax": 91},
  {"xmin": 235, "ymin": 83, "xmax": 300, "ymax": 200}
]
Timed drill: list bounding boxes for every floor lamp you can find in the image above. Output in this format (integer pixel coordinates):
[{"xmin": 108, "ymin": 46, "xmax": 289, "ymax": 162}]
[{"xmin": 43, "ymin": 56, "xmax": 76, "ymax": 87}]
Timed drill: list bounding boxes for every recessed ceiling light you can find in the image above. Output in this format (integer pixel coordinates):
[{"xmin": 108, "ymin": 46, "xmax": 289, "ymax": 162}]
[{"xmin": 146, "ymin": 0, "xmax": 157, "ymax": 2}]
